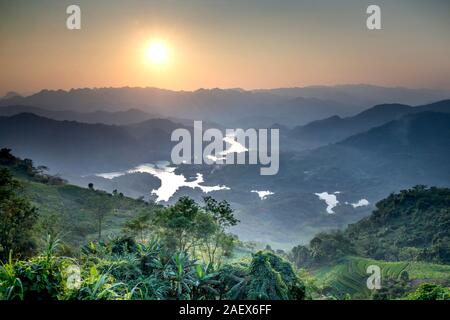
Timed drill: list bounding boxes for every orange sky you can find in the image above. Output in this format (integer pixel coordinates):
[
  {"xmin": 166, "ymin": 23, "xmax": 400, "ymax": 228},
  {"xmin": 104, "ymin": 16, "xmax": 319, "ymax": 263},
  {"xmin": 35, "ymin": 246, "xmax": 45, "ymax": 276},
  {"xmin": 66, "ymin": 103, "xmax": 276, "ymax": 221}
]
[{"xmin": 1, "ymin": 0, "xmax": 449, "ymax": 96}]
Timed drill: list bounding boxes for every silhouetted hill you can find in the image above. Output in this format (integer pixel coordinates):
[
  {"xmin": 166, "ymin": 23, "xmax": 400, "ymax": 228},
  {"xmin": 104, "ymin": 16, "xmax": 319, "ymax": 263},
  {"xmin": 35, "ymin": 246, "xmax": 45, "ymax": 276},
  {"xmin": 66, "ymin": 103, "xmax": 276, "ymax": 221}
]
[
  {"xmin": 292, "ymin": 111, "xmax": 450, "ymax": 191},
  {"xmin": 1, "ymin": 91, "xmax": 22, "ymax": 100},
  {"xmin": 0, "ymin": 105, "xmax": 156, "ymax": 125},
  {"xmin": 289, "ymin": 100, "xmax": 450, "ymax": 149},
  {"xmin": 0, "ymin": 113, "xmax": 181, "ymax": 173}
]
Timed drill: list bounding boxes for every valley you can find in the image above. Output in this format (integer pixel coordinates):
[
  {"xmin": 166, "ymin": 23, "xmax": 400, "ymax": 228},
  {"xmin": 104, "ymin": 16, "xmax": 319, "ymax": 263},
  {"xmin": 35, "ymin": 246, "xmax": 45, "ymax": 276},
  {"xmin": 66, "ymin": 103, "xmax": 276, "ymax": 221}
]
[{"xmin": 1, "ymin": 91, "xmax": 449, "ymax": 248}]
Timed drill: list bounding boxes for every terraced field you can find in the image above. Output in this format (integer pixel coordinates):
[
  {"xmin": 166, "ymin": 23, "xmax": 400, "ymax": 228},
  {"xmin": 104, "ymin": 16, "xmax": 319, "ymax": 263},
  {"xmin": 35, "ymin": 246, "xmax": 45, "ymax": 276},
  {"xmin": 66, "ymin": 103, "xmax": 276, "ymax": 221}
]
[{"xmin": 313, "ymin": 256, "xmax": 450, "ymax": 299}]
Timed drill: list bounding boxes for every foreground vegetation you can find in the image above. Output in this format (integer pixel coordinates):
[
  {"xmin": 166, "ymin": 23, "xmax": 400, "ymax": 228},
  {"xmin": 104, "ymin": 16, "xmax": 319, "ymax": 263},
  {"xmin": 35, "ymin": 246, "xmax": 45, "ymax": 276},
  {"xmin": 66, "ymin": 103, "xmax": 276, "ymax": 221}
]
[
  {"xmin": 0, "ymin": 149, "xmax": 449, "ymax": 300},
  {"xmin": 0, "ymin": 235, "xmax": 308, "ymax": 300}
]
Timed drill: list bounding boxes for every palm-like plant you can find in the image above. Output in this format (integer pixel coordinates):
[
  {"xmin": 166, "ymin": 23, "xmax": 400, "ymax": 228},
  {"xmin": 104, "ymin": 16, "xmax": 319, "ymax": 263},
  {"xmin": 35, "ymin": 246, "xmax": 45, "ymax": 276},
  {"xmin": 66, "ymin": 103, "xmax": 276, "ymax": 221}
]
[
  {"xmin": 0, "ymin": 252, "xmax": 24, "ymax": 300},
  {"xmin": 0, "ymin": 235, "xmax": 66, "ymax": 300},
  {"xmin": 192, "ymin": 263, "xmax": 220, "ymax": 300},
  {"xmin": 131, "ymin": 274, "xmax": 170, "ymax": 300},
  {"xmin": 164, "ymin": 252, "xmax": 196, "ymax": 300},
  {"xmin": 76, "ymin": 266, "xmax": 127, "ymax": 300}
]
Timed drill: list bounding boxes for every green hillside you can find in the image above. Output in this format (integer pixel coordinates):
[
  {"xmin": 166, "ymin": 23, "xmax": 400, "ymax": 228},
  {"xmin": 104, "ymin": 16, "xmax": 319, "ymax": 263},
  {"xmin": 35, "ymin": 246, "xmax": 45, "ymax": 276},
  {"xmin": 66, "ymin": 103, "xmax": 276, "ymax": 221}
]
[
  {"xmin": 346, "ymin": 186, "xmax": 450, "ymax": 263},
  {"xmin": 290, "ymin": 186, "xmax": 450, "ymax": 268},
  {"xmin": 0, "ymin": 148, "xmax": 160, "ymax": 248},
  {"xmin": 289, "ymin": 185, "xmax": 450, "ymax": 299},
  {"xmin": 22, "ymin": 180, "xmax": 159, "ymax": 245}
]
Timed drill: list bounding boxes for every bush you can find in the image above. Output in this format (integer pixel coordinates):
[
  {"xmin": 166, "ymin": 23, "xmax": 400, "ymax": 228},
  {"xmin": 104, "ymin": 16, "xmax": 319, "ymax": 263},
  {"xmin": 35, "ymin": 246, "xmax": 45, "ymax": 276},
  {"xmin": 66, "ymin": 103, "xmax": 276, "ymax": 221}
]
[
  {"xmin": 221, "ymin": 251, "xmax": 306, "ymax": 300},
  {"xmin": 407, "ymin": 283, "xmax": 450, "ymax": 300}
]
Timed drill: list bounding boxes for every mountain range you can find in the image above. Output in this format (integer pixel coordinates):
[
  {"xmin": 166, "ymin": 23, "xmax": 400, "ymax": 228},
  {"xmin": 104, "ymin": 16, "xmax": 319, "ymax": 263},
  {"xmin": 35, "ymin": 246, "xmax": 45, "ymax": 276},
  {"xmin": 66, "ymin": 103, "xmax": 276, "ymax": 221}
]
[
  {"xmin": 0, "ymin": 96, "xmax": 449, "ymax": 248},
  {"xmin": 3, "ymin": 85, "xmax": 449, "ymax": 127}
]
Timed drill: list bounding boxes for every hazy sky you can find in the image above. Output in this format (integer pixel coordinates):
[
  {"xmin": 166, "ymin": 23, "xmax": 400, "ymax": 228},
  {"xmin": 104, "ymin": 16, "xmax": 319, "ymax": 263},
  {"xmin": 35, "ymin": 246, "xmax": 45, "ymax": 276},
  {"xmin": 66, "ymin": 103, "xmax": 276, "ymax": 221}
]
[{"xmin": 1, "ymin": 0, "xmax": 449, "ymax": 96}]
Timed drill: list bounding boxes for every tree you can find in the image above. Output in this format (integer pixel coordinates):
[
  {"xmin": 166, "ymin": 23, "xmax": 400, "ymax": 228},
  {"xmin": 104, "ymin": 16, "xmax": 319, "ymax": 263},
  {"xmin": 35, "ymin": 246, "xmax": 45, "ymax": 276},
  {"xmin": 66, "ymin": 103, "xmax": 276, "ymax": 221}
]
[
  {"xmin": 203, "ymin": 196, "xmax": 239, "ymax": 230},
  {"xmin": 123, "ymin": 210, "xmax": 153, "ymax": 242},
  {"xmin": 152, "ymin": 197, "xmax": 239, "ymax": 265},
  {"xmin": 200, "ymin": 197, "xmax": 239, "ymax": 266},
  {"xmin": 289, "ymin": 245, "xmax": 312, "ymax": 268},
  {"xmin": 153, "ymin": 197, "xmax": 201, "ymax": 252},
  {"xmin": 399, "ymin": 270, "xmax": 409, "ymax": 282},
  {"xmin": 86, "ymin": 194, "xmax": 113, "ymax": 241},
  {"xmin": 0, "ymin": 169, "xmax": 38, "ymax": 261},
  {"xmin": 222, "ymin": 251, "xmax": 306, "ymax": 300},
  {"xmin": 407, "ymin": 283, "xmax": 450, "ymax": 300},
  {"xmin": 0, "ymin": 148, "xmax": 15, "ymax": 165},
  {"xmin": 308, "ymin": 231, "xmax": 355, "ymax": 264}
]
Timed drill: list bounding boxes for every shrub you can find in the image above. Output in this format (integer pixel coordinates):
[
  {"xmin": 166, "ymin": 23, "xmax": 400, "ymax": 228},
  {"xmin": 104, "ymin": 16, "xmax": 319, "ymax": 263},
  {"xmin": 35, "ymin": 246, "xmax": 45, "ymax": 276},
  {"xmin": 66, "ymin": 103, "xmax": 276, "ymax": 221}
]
[{"xmin": 407, "ymin": 283, "xmax": 450, "ymax": 300}]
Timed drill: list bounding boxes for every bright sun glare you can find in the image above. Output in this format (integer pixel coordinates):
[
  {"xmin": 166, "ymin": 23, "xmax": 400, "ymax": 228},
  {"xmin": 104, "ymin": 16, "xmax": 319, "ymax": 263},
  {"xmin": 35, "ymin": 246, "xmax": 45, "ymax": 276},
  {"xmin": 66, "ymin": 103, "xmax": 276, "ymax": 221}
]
[{"xmin": 145, "ymin": 41, "xmax": 169, "ymax": 65}]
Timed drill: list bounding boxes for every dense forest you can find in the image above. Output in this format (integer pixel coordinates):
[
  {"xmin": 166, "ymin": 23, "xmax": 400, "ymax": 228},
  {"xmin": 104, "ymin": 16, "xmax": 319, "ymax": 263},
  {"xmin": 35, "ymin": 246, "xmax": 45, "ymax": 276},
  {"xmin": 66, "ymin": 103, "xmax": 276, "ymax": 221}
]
[{"xmin": 0, "ymin": 149, "xmax": 449, "ymax": 300}]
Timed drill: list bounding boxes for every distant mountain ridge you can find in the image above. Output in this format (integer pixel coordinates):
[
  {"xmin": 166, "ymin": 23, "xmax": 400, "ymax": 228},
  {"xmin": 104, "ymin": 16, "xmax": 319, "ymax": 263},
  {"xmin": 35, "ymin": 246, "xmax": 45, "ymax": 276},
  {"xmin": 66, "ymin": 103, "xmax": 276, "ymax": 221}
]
[
  {"xmin": 3, "ymin": 85, "xmax": 448, "ymax": 127},
  {"xmin": 293, "ymin": 111, "xmax": 450, "ymax": 190},
  {"xmin": 0, "ymin": 87, "xmax": 352, "ymax": 127},
  {"xmin": 0, "ymin": 105, "xmax": 157, "ymax": 125},
  {"xmin": 256, "ymin": 84, "xmax": 450, "ymax": 107}
]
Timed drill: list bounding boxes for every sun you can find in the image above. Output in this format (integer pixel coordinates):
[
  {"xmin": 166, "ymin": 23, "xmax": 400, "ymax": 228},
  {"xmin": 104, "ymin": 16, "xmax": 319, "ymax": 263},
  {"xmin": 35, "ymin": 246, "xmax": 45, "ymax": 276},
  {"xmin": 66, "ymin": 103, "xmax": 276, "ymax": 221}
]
[{"xmin": 145, "ymin": 41, "xmax": 169, "ymax": 65}]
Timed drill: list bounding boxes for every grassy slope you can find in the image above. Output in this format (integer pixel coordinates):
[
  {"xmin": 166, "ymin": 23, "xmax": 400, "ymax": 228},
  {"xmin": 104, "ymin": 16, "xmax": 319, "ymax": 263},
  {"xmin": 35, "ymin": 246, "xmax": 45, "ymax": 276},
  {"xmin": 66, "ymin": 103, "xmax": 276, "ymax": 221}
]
[
  {"xmin": 312, "ymin": 256, "xmax": 450, "ymax": 299},
  {"xmin": 2, "ymin": 164, "xmax": 159, "ymax": 247}
]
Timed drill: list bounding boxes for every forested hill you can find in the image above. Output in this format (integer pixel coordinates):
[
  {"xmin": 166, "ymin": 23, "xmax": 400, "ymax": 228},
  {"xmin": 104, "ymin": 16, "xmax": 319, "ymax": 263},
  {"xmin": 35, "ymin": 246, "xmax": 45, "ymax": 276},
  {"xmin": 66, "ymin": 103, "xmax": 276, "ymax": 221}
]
[
  {"xmin": 346, "ymin": 186, "xmax": 450, "ymax": 262},
  {"xmin": 290, "ymin": 186, "xmax": 450, "ymax": 267}
]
